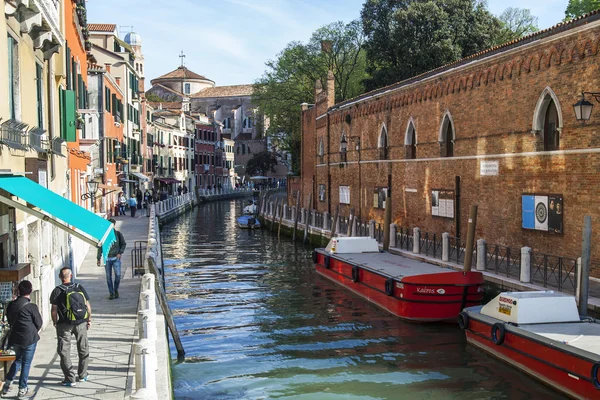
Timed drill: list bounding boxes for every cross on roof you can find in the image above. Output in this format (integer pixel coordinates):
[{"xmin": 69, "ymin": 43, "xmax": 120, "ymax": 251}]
[{"xmin": 179, "ymin": 51, "xmax": 186, "ymax": 67}]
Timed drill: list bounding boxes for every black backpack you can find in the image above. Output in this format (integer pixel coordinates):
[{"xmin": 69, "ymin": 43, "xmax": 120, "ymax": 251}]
[{"xmin": 59, "ymin": 284, "xmax": 88, "ymax": 324}]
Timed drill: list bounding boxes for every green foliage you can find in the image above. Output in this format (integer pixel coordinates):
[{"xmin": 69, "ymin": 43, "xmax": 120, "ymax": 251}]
[
  {"xmin": 253, "ymin": 20, "xmax": 368, "ymax": 174},
  {"xmin": 564, "ymin": 0, "xmax": 600, "ymax": 20},
  {"xmin": 246, "ymin": 151, "xmax": 278, "ymax": 177},
  {"xmin": 494, "ymin": 8, "xmax": 539, "ymax": 46},
  {"xmin": 361, "ymin": 0, "xmax": 503, "ymax": 90},
  {"xmin": 146, "ymin": 93, "xmax": 177, "ymax": 103}
]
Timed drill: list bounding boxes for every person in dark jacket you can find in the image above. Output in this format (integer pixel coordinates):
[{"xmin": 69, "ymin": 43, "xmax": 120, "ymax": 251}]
[
  {"xmin": 136, "ymin": 188, "xmax": 143, "ymax": 210},
  {"xmin": 97, "ymin": 219, "xmax": 126, "ymax": 299},
  {"xmin": 1, "ymin": 281, "xmax": 42, "ymax": 398}
]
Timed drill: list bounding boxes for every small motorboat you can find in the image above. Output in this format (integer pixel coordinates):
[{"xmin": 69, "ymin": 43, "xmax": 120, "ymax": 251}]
[
  {"xmin": 237, "ymin": 215, "xmax": 261, "ymax": 229},
  {"xmin": 461, "ymin": 291, "xmax": 600, "ymax": 399},
  {"xmin": 313, "ymin": 237, "xmax": 484, "ymax": 322}
]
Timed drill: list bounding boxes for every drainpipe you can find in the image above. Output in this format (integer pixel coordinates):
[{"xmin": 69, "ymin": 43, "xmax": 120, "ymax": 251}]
[{"xmin": 47, "ymin": 57, "xmax": 56, "ymax": 181}]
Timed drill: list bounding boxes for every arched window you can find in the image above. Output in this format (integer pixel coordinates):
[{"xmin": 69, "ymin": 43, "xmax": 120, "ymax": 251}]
[
  {"xmin": 318, "ymin": 137, "xmax": 324, "ymax": 162},
  {"xmin": 438, "ymin": 111, "xmax": 455, "ymax": 157},
  {"xmin": 532, "ymin": 87, "xmax": 563, "ymax": 151},
  {"xmin": 378, "ymin": 125, "xmax": 388, "ymax": 160},
  {"xmin": 404, "ymin": 119, "xmax": 417, "ymax": 159}
]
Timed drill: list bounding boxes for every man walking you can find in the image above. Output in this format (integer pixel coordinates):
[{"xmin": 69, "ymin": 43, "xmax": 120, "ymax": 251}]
[
  {"xmin": 50, "ymin": 268, "xmax": 91, "ymax": 387},
  {"xmin": 128, "ymin": 195, "xmax": 137, "ymax": 217},
  {"xmin": 1, "ymin": 281, "xmax": 42, "ymax": 398},
  {"xmin": 97, "ymin": 219, "xmax": 126, "ymax": 299}
]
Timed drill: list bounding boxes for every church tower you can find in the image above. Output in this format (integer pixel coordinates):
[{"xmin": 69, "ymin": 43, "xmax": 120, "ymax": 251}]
[{"xmin": 124, "ymin": 31, "xmax": 144, "ymax": 78}]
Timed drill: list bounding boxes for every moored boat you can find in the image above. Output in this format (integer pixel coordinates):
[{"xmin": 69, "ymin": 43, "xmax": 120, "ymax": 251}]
[
  {"xmin": 461, "ymin": 291, "xmax": 600, "ymax": 399},
  {"xmin": 237, "ymin": 215, "xmax": 261, "ymax": 229},
  {"xmin": 313, "ymin": 237, "xmax": 484, "ymax": 322}
]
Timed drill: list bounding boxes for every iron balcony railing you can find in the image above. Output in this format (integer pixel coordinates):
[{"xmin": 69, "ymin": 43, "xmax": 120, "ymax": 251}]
[
  {"xmin": 0, "ymin": 119, "xmax": 29, "ymax": 151},
  {"xmin": 28, "ymin": 127, "xmax": 48, "ymax": 153}
]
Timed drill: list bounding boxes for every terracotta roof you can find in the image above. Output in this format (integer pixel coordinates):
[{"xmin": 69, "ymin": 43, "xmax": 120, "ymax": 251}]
[
  {"xmin": 88, "ymin": 24, "xmax": 116, "ymax": 32},
  {"xmin": 192, "ymin": 84, "xmax": 254, "ymax": 98},
  {"xmin": 147, "ymin": 83, "xmax": 184, "ymax": 97},
  {"xmin": 148, "ymin": 101, "xmax": 182, "ymax": 110},
  {"xmin": 153, "ymin": 66, "xmax": 212, "ymax": 82},
  {"xmin": 332, "ymin": 9, "xmax": 600, "ymax": 111}
]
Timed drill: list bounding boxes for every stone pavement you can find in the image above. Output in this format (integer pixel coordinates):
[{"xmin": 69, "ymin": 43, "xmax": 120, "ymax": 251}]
[{"xmin": 12, "ymin": 214, "xmax": 151, "ymax": 399}]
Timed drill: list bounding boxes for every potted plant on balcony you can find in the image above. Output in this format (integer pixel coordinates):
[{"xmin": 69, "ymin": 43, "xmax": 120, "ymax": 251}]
[{"xmin": 76, "ymin": 112, "xmax": 85, "ymax": 129}]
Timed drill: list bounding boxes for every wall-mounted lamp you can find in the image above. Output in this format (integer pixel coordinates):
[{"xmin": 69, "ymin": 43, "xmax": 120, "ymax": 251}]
[{"xmin": 573, "ymin": 91, "xmax": 600, "ymax": 121}]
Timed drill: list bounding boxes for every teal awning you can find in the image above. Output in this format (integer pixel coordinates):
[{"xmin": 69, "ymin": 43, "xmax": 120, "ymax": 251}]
[{"xmin": 0, "ymin": 175, "xmax": 116, "ymax": 261}]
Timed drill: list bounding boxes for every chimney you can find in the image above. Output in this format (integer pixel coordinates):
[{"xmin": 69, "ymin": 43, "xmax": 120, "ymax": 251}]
[
  {"xmin": 327, "ymin": 70, "xmax": 335, "ymax": 108},
  {"xmin": 115, "ymin": 77, "xmax": 121, "ymax": 86},
  {"xmin": 104, "ymin": 63, "xmax": 111, "ymax": 73},
  {"xmin": 139, "ymin": 77, "xmax": 145, "ymax": 92}
]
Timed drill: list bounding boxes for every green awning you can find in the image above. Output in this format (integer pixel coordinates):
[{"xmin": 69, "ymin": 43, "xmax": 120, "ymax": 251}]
[{"xmin": 0, "ymin": 175, "xmax": 116, "ymax": 261}]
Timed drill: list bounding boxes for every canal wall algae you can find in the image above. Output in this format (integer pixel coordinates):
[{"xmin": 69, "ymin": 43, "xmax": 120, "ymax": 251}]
[{"xmin": 160, "ymin": 199, "xmax": 566, "ymax": 399}]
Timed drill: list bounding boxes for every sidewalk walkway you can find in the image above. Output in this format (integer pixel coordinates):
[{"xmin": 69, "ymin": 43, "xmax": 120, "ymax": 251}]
[{"xmin": 21, "ymin": 215, "xmax": 150, "ymax": 399}]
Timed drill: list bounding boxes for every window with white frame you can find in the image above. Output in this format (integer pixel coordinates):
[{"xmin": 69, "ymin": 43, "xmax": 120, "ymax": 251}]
[
  {"xmin": 223, "ymin": 117, "xmax": 231, "ymax": 129},
  {"xmin": 184, "ymin": 83, "xmax": 191, "ymax": 94},
  {"xmin": 243, "ymin": 116, "xmax": 253, "ymax": 129}
]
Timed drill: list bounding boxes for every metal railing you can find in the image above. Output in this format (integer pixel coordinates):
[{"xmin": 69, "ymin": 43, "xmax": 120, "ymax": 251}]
[
  {"xmin": 484, "ymin": 244, "xmax": 521, "ymax": 279},
  {"xmin": 131, "ymin": 240, "xmax": 148, "ymax": 277},
  {"xmin": 448, "ymin": 236, "xmax": 466, "ymax": 265},
  {"xmin": 531, "ymin": 252, "xmax": 577, "ymax": 294},
  {"xmin": 420, "ymin": 232, "xmax": 442, "ymax": 259},
  {"xmin": 395, "ymin": 227, "xmax": 413, "ymax": 251}
]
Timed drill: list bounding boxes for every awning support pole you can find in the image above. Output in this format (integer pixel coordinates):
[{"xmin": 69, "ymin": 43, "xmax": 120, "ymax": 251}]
[{"xmin": 0, "ymin": 195, "xmax": 98, "ymax": 247}]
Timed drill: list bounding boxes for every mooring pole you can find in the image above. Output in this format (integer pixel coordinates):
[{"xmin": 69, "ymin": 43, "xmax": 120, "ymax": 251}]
[
  {"xmin": 579, "ymin": 215, "xmax": 592, "ymax": 316},
  {"xmin": 292, "ymin": 191, "xmax": 301, "ymax": 241},
  {"xmin": 303, "ymin": 193, "xmax": 313, "ymax": 244},
  {"xmin": 383, "ymin": 176, "xmax": 392, "ymax": 251},
  {"xmin": 463, "ymin": 205, "xmax": 478, "ymax": 272},
  {"xmin": 278, "ymin": 201, "xmax": 285, "ymax": 239},
  {"xmin": 271, "ymin": 198, "xmax": 279, "ymax": 233},
  {"xmin": 346, "ymin": 207, "xmax": 355, "ymax": 237},
  {"xmin": 330, "ymin": 206, "xmax": 339, "ymax": 238}
]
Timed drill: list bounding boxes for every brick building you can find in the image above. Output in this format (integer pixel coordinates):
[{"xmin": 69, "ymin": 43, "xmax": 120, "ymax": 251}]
[{"xmin": 299, "ymin": 12, "xmax": 600, "ymax": 277}]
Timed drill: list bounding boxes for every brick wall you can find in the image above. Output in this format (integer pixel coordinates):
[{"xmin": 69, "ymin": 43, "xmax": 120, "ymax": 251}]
[{"xmin": 301, "ymin": 18, "xmax": 600, "ymax": 276}]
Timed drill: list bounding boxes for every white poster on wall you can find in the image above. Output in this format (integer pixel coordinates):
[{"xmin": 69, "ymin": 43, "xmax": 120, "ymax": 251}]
[
  {"xmin": 534, "ymin": 195, "xmax": 548, "ymax": 231},
  {"xmin": 480, "ymin": 160, "xmax": 499, "ymax": 176},
  {"xmin": 431, "ymin": 190, "xmax": 439, "ymax": 216},
  {"xmin": 339, "ymin": 186, "xmax": 350, "ymax": 204},
  {"xmin": 39, "ymin": 170, "xmax": 47, "ymax": 188}
]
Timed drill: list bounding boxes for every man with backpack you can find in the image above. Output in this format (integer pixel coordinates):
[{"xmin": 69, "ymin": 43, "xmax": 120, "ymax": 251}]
[
  {"xmin": 97, "ymin": 219, "xmax": 126, "ymax": 299},
  {"xmin": 50, "ymin": 268, "xmax": 92, "ymax": 387},
  {"xmin": 1, "ymin": 281, "xmax": 42, "ymax": 398}
]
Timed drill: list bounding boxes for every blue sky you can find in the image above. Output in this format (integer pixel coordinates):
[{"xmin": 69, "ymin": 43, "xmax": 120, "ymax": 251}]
[{"xmin": 86, "ymin": 0, "xmax": 569, "ymax": 88}]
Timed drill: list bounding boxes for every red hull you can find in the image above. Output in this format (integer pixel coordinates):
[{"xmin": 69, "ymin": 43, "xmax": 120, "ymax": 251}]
[
  {"xmin": 314, "ymin": 251, "xmax": 484, "ymax": 322},
  {"xmin": 464, "ymin": 314, "xmax": 600, "ymax": 399}
]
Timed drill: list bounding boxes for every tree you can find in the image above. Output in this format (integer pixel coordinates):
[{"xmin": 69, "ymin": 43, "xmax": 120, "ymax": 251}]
[
  {"xmin": 246, "ymin": 151, "xmax": 278, "ymax": 177},
  {"xmin": 361, "ymin": 0, "xmax": 503, "ymax": 91},
  {"xmin": 494, "ymin": 7, "xmax": 538, "ymax": 46},
  {"xmin": 564, "ymin": 0, "xmax": 600, "ymax": 20},
  {"xmin": 253, "ymin": 20, "xmax": 368, "ymax": 174}
]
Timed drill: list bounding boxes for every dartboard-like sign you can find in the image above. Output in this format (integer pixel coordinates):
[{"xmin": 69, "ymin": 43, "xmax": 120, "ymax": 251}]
[{"xmin": 535, "ymin": 201, "xmax": 547, "ymax": 224}]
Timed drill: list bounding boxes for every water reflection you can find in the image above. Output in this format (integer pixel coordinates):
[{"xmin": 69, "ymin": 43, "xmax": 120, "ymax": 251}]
[{"xmin": 161, "ymin": 200, "xmax": 565, "ymax": 400}]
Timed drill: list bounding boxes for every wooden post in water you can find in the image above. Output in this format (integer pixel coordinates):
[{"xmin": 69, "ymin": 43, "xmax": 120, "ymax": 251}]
[
  {"xmin": 271, "ymin": 198, "xmax": 279, "ymax": 233},
  {"xmin": 463, "ymin": 205, "xmax": 478, "ymax": 272},
  {"xmin": 292, "ymin": 191, "xmax": 301, "ymax": 241},
  {"xmin": 303, "ymin": 193, "xmax": 313, "ymax": 244},
  {"xmin": 330, "ymin": 206, "xmax": 339, "ymax": 238},
  {"xmin": 278, "ymin": 202, "xmax": 285, "ymax": 239},
  {"xmin": 579, "ymin": 215, "xmax": 592, "ymax": 316},
  {"xmin": 147, "ymin": 257, "xmax": 185, "ymax": 360}
]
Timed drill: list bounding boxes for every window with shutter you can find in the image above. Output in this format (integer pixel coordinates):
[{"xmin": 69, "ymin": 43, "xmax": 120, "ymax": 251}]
[
  {"xmin": 59, "ymin": 89, "xmax": 76, "ymax": 142},
  {"xmin": 65, "ymin": 44, "xmax": 71, "ymax": 90},
  {"xmin": 36, "ymin": 63, "xmax": 43, "ymax": 128}
]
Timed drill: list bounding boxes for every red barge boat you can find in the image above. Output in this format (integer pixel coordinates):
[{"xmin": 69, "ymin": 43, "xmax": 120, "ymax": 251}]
[
  {"xmin": 461, "ymin": 291, "xmax": 600, "ymax": 399},
  {"xmin": 313, "ymin": 237, "xmax": 484, "ymax": 322}
]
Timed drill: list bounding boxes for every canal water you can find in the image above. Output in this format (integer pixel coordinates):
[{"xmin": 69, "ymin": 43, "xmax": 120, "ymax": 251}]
[{"xmin": 161, "ymin": 199, "xmax": 565, "ymax": 400}]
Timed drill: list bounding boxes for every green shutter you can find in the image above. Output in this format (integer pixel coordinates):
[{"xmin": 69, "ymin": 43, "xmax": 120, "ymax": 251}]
[
  {"xmin": 65, "ymin": 45, "xmax": 71, "ymax": 90},
  {"xmin": 60, "ymin": 89, "xmax": 76, "ymax": 142},
  {"xmin": 112, "ymin": 94, "xmax": 116, "ymax": 116}
]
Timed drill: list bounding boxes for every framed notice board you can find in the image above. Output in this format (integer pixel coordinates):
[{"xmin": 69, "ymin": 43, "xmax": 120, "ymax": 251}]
[
  {"xmin": 431, "ymin": 189, "xmax": 454, "ymax": 218},
  {"xmin": 522, "ymin": 194, "xmax": 563, "ymax": 234},
  {"xmin": 339, "ymin": 185, "xmax": 350, "ymax": 204},
  {"xmin": 373, "ymin": 187, "xmax": 388, "ymax": 209}
]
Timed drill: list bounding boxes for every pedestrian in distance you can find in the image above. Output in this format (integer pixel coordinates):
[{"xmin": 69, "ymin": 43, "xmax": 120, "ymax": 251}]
[
  {"xmin": 118, "ymin": 192, "xmax": 127, "ymax": 216},
  {"xmin": 1, "ymin": 281, "xmax": 42, "ymax": 398},
  {"xmin": 50, "ymin": 268, "xmax": 91, "ymax": 387},
  {"xmin": 97, "ymin": 219, "xmax": 126, "ymax": 300},
  {"xmin": 136, "ymin": 188, "xmax": 143, "ymax": 210},
  {"xmin": 128, "ymin": 195, "xmax": 137, "ymax": 217},
  {"xmin": 177, "ymin": 185, "xmax": 183, "ymax": 196},
  {"xmin": 182, "ymin": 185, "xmax": 188, "ymax": 194}
]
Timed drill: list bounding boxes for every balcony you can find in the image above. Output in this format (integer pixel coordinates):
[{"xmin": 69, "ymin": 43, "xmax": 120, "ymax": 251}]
[
  {"xmin": 1, "ymin": 120, "xmax": 29, "ymax": 151},
  {"xmin": 5, "ymin": 0, "xmax": 64, "ymax": 59},
  {"xmin": 50, "ymin": 137, "xmax": 65, "ymax": 157},
  {"xmin": 28, "ymin": 127, "xmax": 48, "ymax": 153}
]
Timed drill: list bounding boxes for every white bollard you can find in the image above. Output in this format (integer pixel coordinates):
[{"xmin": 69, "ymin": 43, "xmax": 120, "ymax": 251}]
[
  {"xmin": 132, "ymin": 339, "xmax": 157, "ymax": 399},
  {"xmin": 476, "ymin": 239, "xmax": 486, "ymax": 271},
  {"xmin": 369, "ymin": 220, "xmax": 376, "ymax": 239},
  {"xmin": 520, "ymin": 246, "xmax": 531, "ymax": 283},
  {"xmin": 576, "ymin": 257, "xmax": 582, "ymax": 304},
  {"xmin": 442, "ymin": 232, "xmax": 450, "ymax": 262},
  {"xmin": 351, "ymin": 217, "xmax": 358, "ymax": 237},
  {"xmin": 390, "ymin": 224, "xmax": 397, "ymax": 247},
  {"xmin": 142, "ymin": 274, "xmax": 155, "ymax": 293},
  {"xmin": 137, "ymin": 309, "xmax": 157, "ymax": 341},
  {"xmin": 413, "ymin": 227, "xmax": 420, "ymax": 254},
  {"xmin": 323, "ymin": 212, "xmax": 330, "ymax": 230},
  {"xmin": 139, "ymin": 290, "xmax": 156, "ymax": 313}
]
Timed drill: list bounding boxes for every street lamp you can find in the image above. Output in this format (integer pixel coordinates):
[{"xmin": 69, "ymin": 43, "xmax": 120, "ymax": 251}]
[
  {"xmin": 340, "ymin": 134, "xmax": 347, "ymax": 163},
  {"xmin": 573, "ymin": 91, "xmax": 600, "ymax": 121},
  {"xmin": 86, "ymin": 179, "xmax": 99, "ymax": 212}
]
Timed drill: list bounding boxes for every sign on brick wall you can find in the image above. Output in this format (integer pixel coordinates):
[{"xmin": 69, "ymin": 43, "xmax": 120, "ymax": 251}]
[
  {"xmin": 431, "ymin": 189, "xmax": 454, "ymax": 218},
  {"xmin": 522, "ymin": 194, "xmax": 563, "ymax": 234},
  {"xmin": 480, "ymin": 160, "xmax": 499, "ymax": 176},
  {"xmin": 373, "ymin": 187, "xmax": 387, "ymax": 209},
  {"xmin": 339, "ymin": 185, "xmax": 350, "ymax": 204},
  {"xmin": 318, "ymin": 184, "xmax": 326, "ymax": 202}
]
